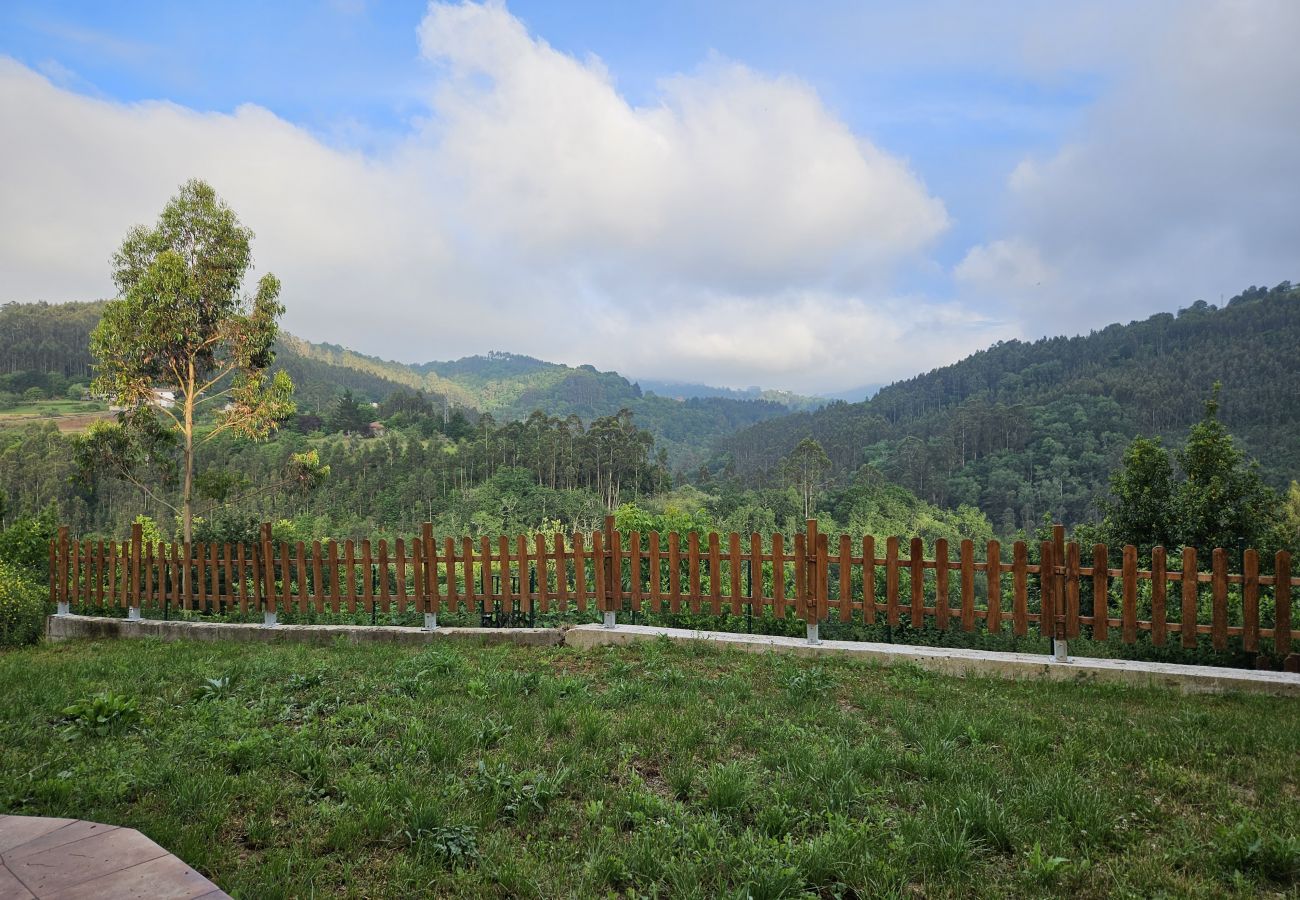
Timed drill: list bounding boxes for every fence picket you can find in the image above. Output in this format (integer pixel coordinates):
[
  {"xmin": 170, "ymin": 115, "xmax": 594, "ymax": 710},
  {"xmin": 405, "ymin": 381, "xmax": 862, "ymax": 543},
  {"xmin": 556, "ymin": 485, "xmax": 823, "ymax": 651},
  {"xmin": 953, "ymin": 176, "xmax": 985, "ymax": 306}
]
[
  {"xmin": 547, "ymin": 534, "xmax": 562, "ymax": 613},
  {"xmin": 909, "ymin": 536, "xmax": 924, "ymax": 628},
  {"xmin": 648, "ymin": 532, "xmax": 662, "ymax": 613},
  {"xmin": 535, "ymin": 534, "xmax": 550, "ymax": 613},
  {"xmin": 885, "ymin": 536, "xmax": 900, "ymax": 626},
  {"xmin": 574, "ymin": 532, "xmax": 588, "ymax": 612},
  {"xmin": 772, "ymin": 533, "xmax": 785, "ymax": 618},
  {"xmin": 730, "ymin": 533, "xmax": 743, "ymax": 616},
  {"xmin": 1092, "ymin": 543, "xmax": 1109, "ymax": 641},
  {"xmin": 688, "ymin": 532, "xmax": 702, "ymax": 615},
  {"xmin": 1211, "ymin": 548, "xmax": 1228, "ymax": 651},
  {"xmin": 1039, "ymin": 541, "xmax": 1055, "ymax": 639},
  {"xmin": 960, "ymin": 539, "xmax": 975, "ymax": 632},
  {"xmin": 794, "ymin": 533, "xmax": 807, "ymax": 622},
  {"xmin": 1181, "ymin": 546, "xmax": 1198, "ymax": 649},
  {"xmin": 297, "ymin": 541, "xmax": 309, "ymax": 614},
  {"xmin": 378, "ymin": 540, "xmax": 391, "ymax": 614},
  {"xmin": 838, "ymin": 534, "xmax": 851, "ymax": 622},
  {"xmin": 667, "ymin": 532, "xmax": 681, "ymax": 613},
  {"xmin": 708, "ymin": 532, "xmax": 721, "ymax": 616},
  {"xmin": 988, "ymin": 540, "xmax": 1003, "ymax": 634},
  {"xmin": 1275, "ymin": 551, "xmax": 1291, "ymax": 655},
  {"xmin": 1151, "ymin": 546, "xmax": 1167, "ymax": 646},
  {"xmin": 934, "ymin": 538, "xmax": 949, "ymax": 630},
  {"xmin": 1122, "ymin": 545, "xmax": 1137, "ymax": 643},
  {"xmin": 1242, "ymin": 549, "xmax": 1259, "ymax": 653},
  {"xmin": 862, "ymin": 535, "xmax": 876, "ymax": 625},
  {"xmin": 361, "ymin": 539, "xmax": 374, "ymax": 614},
  {"xmin": 629, "ymin": 531, "xmax": 643, "ymax": 612},
  {"xmin": 1012, "ymin": 541, "xmax": 1028, "ymax": 636}
]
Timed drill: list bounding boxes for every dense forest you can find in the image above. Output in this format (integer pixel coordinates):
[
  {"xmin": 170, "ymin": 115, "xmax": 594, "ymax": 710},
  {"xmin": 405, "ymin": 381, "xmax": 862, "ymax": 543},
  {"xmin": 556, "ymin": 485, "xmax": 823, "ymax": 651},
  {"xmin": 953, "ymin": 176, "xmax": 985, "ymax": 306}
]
[{"xmin": 711, "ymin": 282, "xmax": 1300, "ymax": 530}]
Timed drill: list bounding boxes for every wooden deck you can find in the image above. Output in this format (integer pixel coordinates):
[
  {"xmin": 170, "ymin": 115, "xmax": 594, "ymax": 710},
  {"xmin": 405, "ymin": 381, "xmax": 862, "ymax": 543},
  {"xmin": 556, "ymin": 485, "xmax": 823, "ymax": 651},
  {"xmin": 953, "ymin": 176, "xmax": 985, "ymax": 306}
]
[{"xmin": 0, "ymin": 815, "xmax": 228, "ymax": 899}]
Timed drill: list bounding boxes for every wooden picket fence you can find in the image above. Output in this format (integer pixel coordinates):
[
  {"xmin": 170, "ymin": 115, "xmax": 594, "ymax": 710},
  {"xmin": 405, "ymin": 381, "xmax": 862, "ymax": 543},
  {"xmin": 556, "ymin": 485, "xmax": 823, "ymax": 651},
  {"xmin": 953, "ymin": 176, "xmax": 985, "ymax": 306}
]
[{"xmin": 49, "ymin": 519, "xmax": 1296, "ymax": 656}]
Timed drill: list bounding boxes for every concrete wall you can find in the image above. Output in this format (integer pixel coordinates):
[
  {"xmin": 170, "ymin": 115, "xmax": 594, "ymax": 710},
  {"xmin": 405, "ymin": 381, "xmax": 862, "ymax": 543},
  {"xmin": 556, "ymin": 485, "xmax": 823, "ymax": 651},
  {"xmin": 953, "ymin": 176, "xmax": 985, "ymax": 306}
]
[
  {"xmin": 45, "ymin": 615, "xmax": 562, "ymax": 648},
  {"xmin": 45, "ymin": 615, "xmax": 1300, "ymax": 697}
]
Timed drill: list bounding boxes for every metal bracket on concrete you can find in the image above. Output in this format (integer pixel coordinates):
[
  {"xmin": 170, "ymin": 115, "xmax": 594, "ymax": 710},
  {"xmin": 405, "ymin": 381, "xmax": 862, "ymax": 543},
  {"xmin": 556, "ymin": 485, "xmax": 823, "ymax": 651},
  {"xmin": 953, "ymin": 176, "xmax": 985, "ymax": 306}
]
[
  {"xmin": 806, "ymin": 623, "xmax": 820, "ymax": 645},
  {"xmin": 263, "ymin": 611, "xmax": 278, "ymax": 628},
  {"xmin": 56, "ymin": 602, "xmax": 70, "ymax": 617},
  {"xmin": 603, "ymin": 611, "xmax": 617, "ymax": 629},
  {"xmin": 424, "ymin": 612, "xmax": 438, "ymax": 631},
  {"xmin": 1053, "ymin": 639, "xmax": 1070, "ymax": 662}
]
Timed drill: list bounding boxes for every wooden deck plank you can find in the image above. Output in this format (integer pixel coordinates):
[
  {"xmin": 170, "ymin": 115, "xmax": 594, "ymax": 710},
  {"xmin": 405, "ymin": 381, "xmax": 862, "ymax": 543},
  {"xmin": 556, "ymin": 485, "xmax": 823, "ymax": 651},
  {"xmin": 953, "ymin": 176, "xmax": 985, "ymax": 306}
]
[{"xmin": 0, "ymin": 817, "xmax": 228, "ymax": 900}]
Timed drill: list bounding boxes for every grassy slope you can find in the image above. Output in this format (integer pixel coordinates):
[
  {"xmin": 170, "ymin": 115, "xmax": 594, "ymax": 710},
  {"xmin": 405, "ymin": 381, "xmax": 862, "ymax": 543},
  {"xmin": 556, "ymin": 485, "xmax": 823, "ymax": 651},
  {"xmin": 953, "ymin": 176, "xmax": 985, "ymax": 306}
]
[
  {"xmin": 1, "ymin": 639, "xmax": 1296, "ymax": 898},
  {"xmin": 0, "ymin": 399, "xmax": 112, "ymax": 433}
]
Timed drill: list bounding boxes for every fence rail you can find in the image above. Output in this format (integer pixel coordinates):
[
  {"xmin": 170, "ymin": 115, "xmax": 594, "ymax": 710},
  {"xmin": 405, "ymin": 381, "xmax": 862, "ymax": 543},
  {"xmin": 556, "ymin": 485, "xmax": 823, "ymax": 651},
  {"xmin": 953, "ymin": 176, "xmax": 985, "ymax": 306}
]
[{"xmin": 49, "ymin": 519, "xmax": 1296, "ymax": 656}]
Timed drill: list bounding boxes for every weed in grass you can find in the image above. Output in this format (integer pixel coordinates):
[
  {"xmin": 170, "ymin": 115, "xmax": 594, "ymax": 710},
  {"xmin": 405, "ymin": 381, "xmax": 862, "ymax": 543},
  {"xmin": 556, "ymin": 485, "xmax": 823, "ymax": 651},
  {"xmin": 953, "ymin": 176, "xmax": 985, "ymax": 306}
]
[
  {"xmin": 191, "ymin": 674, "xmax": 235, "ymax": 702},
  {"xmin": 59, "ymin": 691, "xmax": 140, "ymax": 739},
  {"xmin": 475, "ymin": 715, "xmax": 513, "ymax": 748},
  {"xmin": 906, "ymin": 815, "xmax": 984, "ymax": 876},
  {"xmin": 1024, "ymin": 841, "xmax": 1071, "ymax": 885},
  {"xmin": 665, "ymin": 763, "xmax": 696, "ymax": 802},
  {"xmin": 949, "ymin": 786, "xmax": 1019, "ymax": 853},
  {"xmin": 612, "ymin": 788, "xmax": 675, "ymax": 831},
  {"xmin": 285, "ymin": 668, "xmax": 327, "ymax": 692},
  {"xmin": 216, "ymin": 731, "xmax": 277, "ymax": 774},
  {"xmin": 573, "ymin": 706, "xmax": 610, "ymax": 749},
  {"xmin": 543, "ymin": 704, "xmax": 572, "ymax": 737},
  {"xmin": 1215, "ymin": 822, "xmax": 1300, "ymax": 885},
  {"xmin": 473, "ymin": 761, "xmax": 565, "ymax": 822},
  {"xmin": 781, "ymin": 664, "xmax": 835, "ymax": 701},
  {"xmin": 755, "ymin": 801, "xmax": 803, "ymax": 839},
  {"xmin": 702, "ymin": 761, "xmax": 752, "ymax": 817},
  {"xmin": 466, "ymin": 677, "xmax": 491, "ymax": 701},
  {"xmin": 400, "ymin": 797, "xmax": 479, "ymax": 868}
]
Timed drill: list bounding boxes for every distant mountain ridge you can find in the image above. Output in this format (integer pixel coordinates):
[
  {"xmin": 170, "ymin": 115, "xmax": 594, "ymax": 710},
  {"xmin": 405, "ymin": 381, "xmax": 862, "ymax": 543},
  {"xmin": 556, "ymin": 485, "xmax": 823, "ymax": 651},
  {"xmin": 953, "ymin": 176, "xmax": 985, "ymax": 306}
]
[
  {"xmin": 276, "ymin": 338, "xmax": 798, "ymax": 468},
  {"xmin": 633, "ymin": 378, "xmax": 825, "ymax": 411}
]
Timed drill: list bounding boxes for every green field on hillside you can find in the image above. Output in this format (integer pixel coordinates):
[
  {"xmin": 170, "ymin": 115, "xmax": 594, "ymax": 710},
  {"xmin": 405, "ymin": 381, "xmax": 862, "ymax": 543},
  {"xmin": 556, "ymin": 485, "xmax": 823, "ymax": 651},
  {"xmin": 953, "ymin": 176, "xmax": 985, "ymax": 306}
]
[{"xmin": 0, "ymin": 638, "xmax": 1295, "ymax": 898}]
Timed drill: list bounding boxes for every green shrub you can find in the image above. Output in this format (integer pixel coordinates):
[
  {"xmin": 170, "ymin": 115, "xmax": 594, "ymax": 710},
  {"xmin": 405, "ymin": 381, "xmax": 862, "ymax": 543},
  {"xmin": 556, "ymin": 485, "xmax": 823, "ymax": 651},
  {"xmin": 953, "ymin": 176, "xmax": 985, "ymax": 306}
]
[{"xmin": 0, "ymin": 562, "xmax": 45, "ymax": 649}]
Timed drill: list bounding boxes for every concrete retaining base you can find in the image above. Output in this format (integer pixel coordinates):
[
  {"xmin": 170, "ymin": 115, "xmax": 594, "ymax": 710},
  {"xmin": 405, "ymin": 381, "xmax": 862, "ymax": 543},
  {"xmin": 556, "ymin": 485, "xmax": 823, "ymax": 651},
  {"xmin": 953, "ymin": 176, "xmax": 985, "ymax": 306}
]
[
  {"xmin": 45, "ymin": 615, "xmax": 562, "ymax": 648},
  {"xmin": 44, "ymin": 615, "xmax": 1300, "ymax": 696},
  {"xmin": 566, "ymin": 624, "xmax": 1300, "ymax": 697}
]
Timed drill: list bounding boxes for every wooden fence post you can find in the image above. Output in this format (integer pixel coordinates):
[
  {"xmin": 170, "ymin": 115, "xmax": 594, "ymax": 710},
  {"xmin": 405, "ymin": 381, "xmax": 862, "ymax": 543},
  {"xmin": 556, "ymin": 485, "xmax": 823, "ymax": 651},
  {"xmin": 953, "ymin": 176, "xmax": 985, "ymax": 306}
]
[
  {"xmin": 260, "ymin": 522, "xmax": 276, "ymax": 626},
  {"xmin": 602, "ymin": 515, "xmax": 617, "ymax": 627},
  {"xmin": 55, "ymin": 526, "xmax": 70, "ymax": 616},
  {"xmin": 1051, "ymin": 525, "xmax": 1067, "ymax": 658},
  {"xmin": 804, "ymin": 520, "xmax": 821, "ymax": 644},
  {"xmin": 422, "ymin": 523, "xmax": 437, "ymax": 630},
  {"xmin": 128, "ymin": 522, "xmax": 142, "ymax": 620}
]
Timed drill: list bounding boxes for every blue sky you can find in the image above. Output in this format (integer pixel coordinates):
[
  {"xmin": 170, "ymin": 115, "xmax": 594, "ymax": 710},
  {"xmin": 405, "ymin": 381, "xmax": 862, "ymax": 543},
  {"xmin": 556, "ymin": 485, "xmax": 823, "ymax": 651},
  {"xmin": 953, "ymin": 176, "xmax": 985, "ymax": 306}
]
[{"xmin": 1, "ymin": 1, "xmax": 1295, "ymax": 393}]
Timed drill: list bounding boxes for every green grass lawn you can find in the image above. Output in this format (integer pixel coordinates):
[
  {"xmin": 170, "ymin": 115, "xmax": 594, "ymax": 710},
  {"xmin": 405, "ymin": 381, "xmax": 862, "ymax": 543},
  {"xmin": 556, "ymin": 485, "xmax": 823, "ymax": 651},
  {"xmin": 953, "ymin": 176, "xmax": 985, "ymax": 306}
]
[{"xmin": 0, "ymin": 638, "xmax": 1296, "ymax": 898}]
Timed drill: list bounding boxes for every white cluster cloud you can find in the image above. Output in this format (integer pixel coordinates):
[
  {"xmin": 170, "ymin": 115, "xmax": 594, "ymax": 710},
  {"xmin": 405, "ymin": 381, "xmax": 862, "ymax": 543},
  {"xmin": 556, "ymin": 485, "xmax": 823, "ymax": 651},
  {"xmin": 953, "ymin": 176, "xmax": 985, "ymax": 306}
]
[
  {"xmin": 957, "ymin": 0, "xmax": 1300, "ymax": 332},
  {"xmin": 0, "ymin": 1, "xmax": 987, "ymax": 393}
]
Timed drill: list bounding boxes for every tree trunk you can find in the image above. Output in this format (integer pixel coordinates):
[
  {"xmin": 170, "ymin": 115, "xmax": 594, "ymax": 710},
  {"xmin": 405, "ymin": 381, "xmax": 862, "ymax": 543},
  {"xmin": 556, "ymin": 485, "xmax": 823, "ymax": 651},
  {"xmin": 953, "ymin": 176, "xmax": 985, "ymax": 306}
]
[{"xmin": 182, "ymin": 374, "xmax": 195, "ymax": 544}]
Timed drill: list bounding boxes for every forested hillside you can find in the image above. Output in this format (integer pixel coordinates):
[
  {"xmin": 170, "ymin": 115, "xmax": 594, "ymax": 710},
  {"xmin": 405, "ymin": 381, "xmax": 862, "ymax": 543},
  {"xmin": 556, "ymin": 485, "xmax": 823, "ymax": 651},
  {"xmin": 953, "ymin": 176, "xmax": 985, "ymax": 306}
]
[
  {"xmin": 1, "ymin": 303, "xmax": 794, "ymax": 469},
  {"xmin": 282, "ymin": 338, "xmax": 796, "ymax": 468},
  {"xmin": 712, "ymin": 282, "xmax": 1300, "ymax": 530}
]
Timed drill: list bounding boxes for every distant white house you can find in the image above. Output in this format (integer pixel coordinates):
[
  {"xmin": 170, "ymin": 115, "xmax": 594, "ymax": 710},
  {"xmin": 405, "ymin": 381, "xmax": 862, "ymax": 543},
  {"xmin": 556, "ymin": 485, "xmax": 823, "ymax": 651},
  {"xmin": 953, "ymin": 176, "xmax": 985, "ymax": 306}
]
[{"xmin": 108, "ymin": 388, "xmax": 177, "ymax": 413}]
